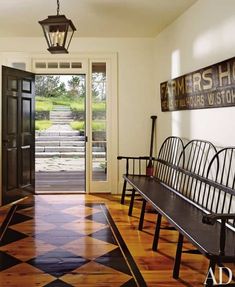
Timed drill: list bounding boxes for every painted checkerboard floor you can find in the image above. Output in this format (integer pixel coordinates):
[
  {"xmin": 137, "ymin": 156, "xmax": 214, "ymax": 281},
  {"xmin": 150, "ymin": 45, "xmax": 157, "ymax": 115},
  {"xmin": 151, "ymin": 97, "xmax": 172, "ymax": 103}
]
[{"xmin": 0, "ymin": 197, "xmax": 146, "ymax": 287}]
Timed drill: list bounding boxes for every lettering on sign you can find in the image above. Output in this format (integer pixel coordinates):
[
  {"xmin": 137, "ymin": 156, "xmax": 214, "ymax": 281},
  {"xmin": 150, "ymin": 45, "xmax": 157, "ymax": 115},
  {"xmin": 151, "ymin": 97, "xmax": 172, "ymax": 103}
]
[{"xmin": 160, "ymin": 57, "xmax": 235, "ymax": 111}]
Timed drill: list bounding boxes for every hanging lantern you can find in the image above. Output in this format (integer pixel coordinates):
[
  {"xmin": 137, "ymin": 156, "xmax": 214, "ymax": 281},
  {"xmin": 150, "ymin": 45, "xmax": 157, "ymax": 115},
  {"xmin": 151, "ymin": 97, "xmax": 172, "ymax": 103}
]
[{"xmin": 39, "ymin": 0, "xmax": 76, "ymax": 54}]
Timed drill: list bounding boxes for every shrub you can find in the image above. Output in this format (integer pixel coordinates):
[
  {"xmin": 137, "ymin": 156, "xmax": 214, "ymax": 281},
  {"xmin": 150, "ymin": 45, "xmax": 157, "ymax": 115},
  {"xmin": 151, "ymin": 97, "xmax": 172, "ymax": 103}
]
[
  {"xmin": 70, "ymin": 102, "xmax": 85, "ymax": 112},
  {"xmin": 70, "ymin": 121, "xmax": 85, "ymax": 131},
  {"xmin": 70, "ymin": 102, "xmax": 105, "ymax": 112},
  {"xmin": 92, "ymin": 102, "xmax": 106, "ymax": 112},
  {"xmin": 92, "ymin": 121, "xmax": 105, "ymax": 131},
  {"xmin": 35, "ymin": 96, "xmax": 50, "ymax": 102},
  {"xmin": 52, "ymin": 97, "xmax": 71, "ymax": 106},
  {"xmin": 36, "ymin": 95, "xmax": 78, "ymax": 107},
  {"xmin": 35, "ymin": 111, "xmax": 50, "ymax": 120},
  {"xmin": 70, "ymin": 121, "xmax": 105, "ymax": 131},
  {"xmin": 35, "ymin": 120, "xmax": 52, "ymax": 131}
]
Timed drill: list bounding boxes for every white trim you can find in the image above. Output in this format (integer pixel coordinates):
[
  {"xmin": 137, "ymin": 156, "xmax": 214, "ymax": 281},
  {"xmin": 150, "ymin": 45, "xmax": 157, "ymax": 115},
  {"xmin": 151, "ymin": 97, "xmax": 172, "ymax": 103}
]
[{"xmin": 88, "ymin": 54, "xmax": 118, "ymax": 193}]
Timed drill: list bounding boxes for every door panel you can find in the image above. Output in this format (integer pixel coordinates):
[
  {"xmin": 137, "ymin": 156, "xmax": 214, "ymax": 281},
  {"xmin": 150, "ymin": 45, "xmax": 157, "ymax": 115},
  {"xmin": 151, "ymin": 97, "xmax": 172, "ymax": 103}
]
[
  {"xmin": 2, "ymin": 66, "xmax": 35, "ymax": 205},
  {"xmin": 8, "ymin": 96, "xmax": 18, "ymax": 134},
  {"xmin": 7, "ymin": 149, "xmax": 18, "ymax": 190},
  {"xmin": 21, "ymin": 147, "xmax": 31, "ymax": 186}
]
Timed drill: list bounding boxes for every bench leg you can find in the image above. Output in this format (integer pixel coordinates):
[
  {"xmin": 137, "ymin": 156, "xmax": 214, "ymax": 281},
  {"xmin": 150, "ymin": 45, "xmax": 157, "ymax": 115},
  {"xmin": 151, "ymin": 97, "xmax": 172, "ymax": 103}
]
[
  {"xmin": 138, "ymin": 199, "xmax": 146, "ymax": 230},
  {"xmin": 128, "ymin": 189, "xmax": 136, "ymax": 216},
  {"xmin": 173, "ymin": 233, "xmax": 184, "ymax": 279},
  {"xmin": 121, "ymin": 180, "xmax": 127, "ymax": 204},
  {"xmin": 152, "ymin": 214, "xmax": 162, "ymax": 251}
]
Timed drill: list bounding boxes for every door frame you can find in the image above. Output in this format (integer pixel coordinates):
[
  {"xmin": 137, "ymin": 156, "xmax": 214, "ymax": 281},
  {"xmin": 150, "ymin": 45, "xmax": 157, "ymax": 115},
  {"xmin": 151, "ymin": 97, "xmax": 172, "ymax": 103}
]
[
  {"xmin": 0, "ymin": 52, "xmax": 118, "ymax": 202},
  {"xmin": 35, "ymin": 73, "xmax": 87, "ymax": 193}
]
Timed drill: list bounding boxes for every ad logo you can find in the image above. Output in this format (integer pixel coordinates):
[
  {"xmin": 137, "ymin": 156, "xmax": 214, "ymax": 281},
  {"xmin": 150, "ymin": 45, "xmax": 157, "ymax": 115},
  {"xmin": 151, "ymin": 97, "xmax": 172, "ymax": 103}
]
[{"xmin": 204, "ymin": 267, "xmax": 232, "ymax": 285}]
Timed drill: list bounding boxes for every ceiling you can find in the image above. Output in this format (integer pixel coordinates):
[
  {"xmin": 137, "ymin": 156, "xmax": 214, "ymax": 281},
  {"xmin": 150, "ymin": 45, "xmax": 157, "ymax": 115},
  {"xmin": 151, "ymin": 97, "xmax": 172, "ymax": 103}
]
[{"xmin": 0, "ymin": 0, "xmax": 197, "ymax": 37}]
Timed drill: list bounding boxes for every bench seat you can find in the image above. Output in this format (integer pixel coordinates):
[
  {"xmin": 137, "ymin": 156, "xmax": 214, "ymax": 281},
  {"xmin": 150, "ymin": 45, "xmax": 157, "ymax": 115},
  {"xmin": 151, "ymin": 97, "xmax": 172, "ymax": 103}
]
[{"xmin": 124, "ymin": 174, "xmax": 235, "ymax": 261}]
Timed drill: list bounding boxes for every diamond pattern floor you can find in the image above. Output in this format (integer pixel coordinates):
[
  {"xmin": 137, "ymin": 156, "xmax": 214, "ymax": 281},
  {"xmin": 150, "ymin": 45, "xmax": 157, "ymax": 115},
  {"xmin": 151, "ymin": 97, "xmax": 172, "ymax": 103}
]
[{"xmin": 0, "ymin": 198, "xmax": 145, "ymax": 286}]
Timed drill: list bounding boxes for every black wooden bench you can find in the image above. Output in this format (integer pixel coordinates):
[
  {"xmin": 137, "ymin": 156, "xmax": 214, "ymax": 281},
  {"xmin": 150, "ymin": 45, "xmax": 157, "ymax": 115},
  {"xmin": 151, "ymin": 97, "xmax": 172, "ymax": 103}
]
[
  {"xmin": 123, "ymin": 143, "xmax": 235, "ymax": 285},
  {"xmin": 139, "ymin": 139, "xmax": 218, "ymax": 236}
]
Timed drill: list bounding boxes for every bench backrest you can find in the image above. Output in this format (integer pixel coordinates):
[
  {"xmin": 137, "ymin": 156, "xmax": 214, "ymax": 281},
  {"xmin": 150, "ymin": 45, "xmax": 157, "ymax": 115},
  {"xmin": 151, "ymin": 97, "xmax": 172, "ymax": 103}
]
[
  {"xmin": 180, "ymin": 140, "xmax": 217, "ymax": 177},
  {"xmin": 173, "ymin": 140, "xmax": 217, "ymax": 200},
  {"xmin": 171, "ymin": 143, "xmax": 235, "ymax": 230},
  {"xmin": 205, "ymin": 147, "xmax": 235, "ymax": 229},
  {"xmin": 155, "ymin": 136, "xmax": 184, "ymax": 185}
]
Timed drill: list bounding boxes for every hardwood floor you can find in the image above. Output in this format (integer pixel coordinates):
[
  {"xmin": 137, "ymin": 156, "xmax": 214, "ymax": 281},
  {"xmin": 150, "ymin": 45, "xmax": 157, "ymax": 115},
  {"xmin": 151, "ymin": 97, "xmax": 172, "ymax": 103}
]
[{"xmin": 0, "ymin": 194, "xmax": 234, "ymax": 286}]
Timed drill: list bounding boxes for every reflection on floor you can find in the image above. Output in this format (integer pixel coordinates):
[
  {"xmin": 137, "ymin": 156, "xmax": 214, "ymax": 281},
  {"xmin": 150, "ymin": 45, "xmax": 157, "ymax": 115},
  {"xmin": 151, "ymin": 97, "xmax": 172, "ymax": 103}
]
[{"xmin": 0, "ymin": 196, "xmax": 145, "ymax": 287}]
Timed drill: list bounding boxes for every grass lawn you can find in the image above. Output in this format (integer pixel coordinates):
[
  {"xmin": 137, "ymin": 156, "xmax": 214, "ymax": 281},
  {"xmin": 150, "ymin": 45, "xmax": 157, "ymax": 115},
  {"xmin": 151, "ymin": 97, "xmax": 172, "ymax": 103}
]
[
  {"xmin": 70, "ymin": 121, "xmax": 85, "ymax": 131},
  {"xmin": 36, "ymin": 96, "xmax": 82, "ymax": 107},
  {"xmin": 36, "ymin": 101, "xmax": 53, "ymax": 112},
  {"xmin": 70, "ymin": 121, "xmax": 105, "ymax": 131},
  {"xmin": 70, "ymin": 102, "xmax": 105, "ymax": 112},
  {"xmin": 36, "ymin": 96, "xmax": 105, "ymax": 112}
]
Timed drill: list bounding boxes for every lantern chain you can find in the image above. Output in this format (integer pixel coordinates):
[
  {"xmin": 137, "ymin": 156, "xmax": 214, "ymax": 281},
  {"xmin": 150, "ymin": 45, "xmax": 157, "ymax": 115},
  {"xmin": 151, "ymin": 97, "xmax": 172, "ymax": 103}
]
[{"xmin": 57, "ymin": 0, "xmax": 60, "ymax": 15}]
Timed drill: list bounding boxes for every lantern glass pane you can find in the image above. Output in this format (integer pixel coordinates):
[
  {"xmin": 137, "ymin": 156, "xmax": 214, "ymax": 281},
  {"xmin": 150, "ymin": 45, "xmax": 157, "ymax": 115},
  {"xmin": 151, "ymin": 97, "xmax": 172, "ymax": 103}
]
[
  {"xmin": 66, "ymin": 30, "xmax": 74, "ymax": 49},
  {"xmin": 43, "ymin": 25, "xmax": 52, "ymax": 46},
  {"xmin": 48, "ymin": 24, "xmax": 68, "ymax": 47}
]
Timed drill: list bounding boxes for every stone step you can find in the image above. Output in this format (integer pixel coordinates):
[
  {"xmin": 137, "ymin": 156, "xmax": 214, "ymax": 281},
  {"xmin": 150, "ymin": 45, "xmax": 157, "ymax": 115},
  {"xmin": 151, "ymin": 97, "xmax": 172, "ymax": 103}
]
[
  {"xmin": 50, "ymin": 117, "xmax": 73, "ymax": 120},
  {"xmin": 36, "ymin": 141, "xmax": 85, "ymax": 147},
  {"xmin": 50, "ymin": 113, "xmax": 73, "ymax": 117},
  {"xmin": 50, "ymin": 119, "xmax": 73, "ymax": 122},
  {"xmin": 36, "ymin": 136, "xmax": 85, "ymax": 141},
  {"xmin": 35, "ymin": 152, "xmax": 106, "ymax": 158},
  {"xmin": 36, "ymin": 146, "xmax": 105, "ymax": 152},
  {"xmin": 36, "ymin": 131, "xmax": 80, "ymax": 136},
  {"xmin": 50, "ymin": 111, "xmax": 72, "ymax": 115},
  {"xmin": 50, "ymin": 117, "xmax": 73, "ymax": 121},
  {"xmin": 52, "ymin": 106, "xmax": 71, "ymax": 111},
  {"xmin": 50, "ymin": 121, "xmax": 73, "ymax": 125},
  {"xmin": 36, "ymin": 146, "xmax": 85, "ymax": 152}
]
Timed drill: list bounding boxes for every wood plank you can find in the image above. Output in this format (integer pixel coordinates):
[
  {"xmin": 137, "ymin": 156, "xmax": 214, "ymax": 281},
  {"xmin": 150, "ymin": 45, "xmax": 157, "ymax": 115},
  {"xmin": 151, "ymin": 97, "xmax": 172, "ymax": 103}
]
[{"xmin": 35, "ymin": 171, "xmax": 85, "ymax": 192}]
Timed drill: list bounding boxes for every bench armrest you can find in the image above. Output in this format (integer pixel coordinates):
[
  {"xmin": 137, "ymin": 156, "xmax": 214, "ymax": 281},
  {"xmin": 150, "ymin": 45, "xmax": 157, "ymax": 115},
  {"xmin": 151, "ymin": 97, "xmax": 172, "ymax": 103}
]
[
  {"xmin": 117, "ymin": 156, "xmax": 153, "ymax": 160},
  {"xmin": 117, "ymin": 156, "xmax": 155, "ymax": 175},
  {"xmin": 202, "ymin": 213, "xmax": 235, "ymax": 225},
  {"xmin": 202, "ymin": 213, "xmax": 235, "ymax": 256}
]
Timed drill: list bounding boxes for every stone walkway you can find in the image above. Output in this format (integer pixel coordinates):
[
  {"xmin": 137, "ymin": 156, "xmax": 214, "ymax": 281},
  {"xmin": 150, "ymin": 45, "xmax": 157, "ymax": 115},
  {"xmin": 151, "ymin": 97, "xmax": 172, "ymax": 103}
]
[
  {"xmin": 36, "ymin": 157, "xmax": 85, "ymax": 172},
  {"xmin": 36, "ymin": 105, "xmax": 85, "ymax": 172},
  {"xmin": 36, "ymin": 124, "xmax": 85, "ymax": 171},
  {"xmin": 46, "ymin": 123, "xmax": 73, "ymax": 132},
  {"xmin": 35, "ymin": 105, "xmax": 105, "ymax": 188}
]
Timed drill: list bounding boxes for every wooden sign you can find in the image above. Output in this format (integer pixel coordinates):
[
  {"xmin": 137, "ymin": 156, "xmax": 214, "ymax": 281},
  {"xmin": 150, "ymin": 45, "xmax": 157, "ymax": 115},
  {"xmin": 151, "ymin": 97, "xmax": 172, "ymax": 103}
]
[{"xmin": 160, "ymin": 56, "xmax": 235, "ymax": 111}]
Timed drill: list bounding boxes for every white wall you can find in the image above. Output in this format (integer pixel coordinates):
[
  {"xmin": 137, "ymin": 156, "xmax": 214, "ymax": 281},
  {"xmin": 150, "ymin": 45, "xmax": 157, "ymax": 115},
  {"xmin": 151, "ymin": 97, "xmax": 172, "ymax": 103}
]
[
  {"xmin": 2, "ymin": 0, "xmax": 235, "ymax": 203},
  {"xmin": 0, "ymin": 37, "xmax": 155, "ymax": 200},
  {"xmin": 154, "ymin": 0, "xmax": 235, "ymax": 149}
]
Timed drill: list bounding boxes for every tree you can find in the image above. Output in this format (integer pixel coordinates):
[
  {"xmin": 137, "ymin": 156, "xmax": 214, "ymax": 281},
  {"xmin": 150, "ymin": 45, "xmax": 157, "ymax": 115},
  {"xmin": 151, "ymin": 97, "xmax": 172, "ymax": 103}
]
[
  {"xmin": 67, "ymin": 76, "xmax": 86, "ymax": 98},
  {"xmin": 68, "ymin": 76, "xmax": 80, "ymax": 97},
  {"xmin": 92, "ymin": 72, "xmax": 106, "ymax": 101},
  {"xmin": 35, "ymin": 75, "xmax": 65, "ymax": 98}
]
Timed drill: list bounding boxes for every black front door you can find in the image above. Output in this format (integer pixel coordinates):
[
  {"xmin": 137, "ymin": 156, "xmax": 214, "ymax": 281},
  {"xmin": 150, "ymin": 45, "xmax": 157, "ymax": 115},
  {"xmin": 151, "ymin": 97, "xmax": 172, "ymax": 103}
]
[{"xmin": 2, "ymin": 66, "xmax": 35, "ymax": 205}]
